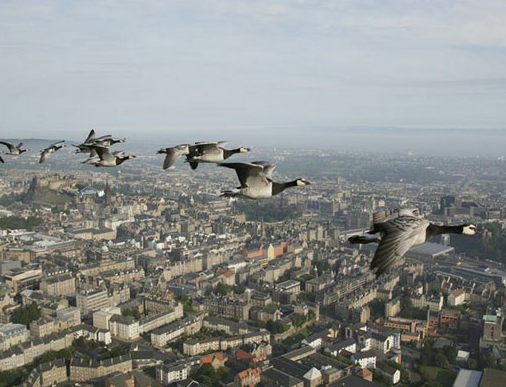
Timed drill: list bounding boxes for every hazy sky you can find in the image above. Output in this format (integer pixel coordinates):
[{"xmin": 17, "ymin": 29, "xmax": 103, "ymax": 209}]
[{"xmin": 1, "ymin": 0, "xmax": 506, "ymax": 147}]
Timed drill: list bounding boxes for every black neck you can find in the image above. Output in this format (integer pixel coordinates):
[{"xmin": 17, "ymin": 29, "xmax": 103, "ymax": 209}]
[
  {"xmin": 272, "ymin": 180, "xmax": 298, "ymax": 196},
  {"xmin": 223, "ymin": 148, "xmax": 241, "ymax": 159},
  {"xmin": 427, "ymin": 224, "xmax": 463, "ymax": 239}
]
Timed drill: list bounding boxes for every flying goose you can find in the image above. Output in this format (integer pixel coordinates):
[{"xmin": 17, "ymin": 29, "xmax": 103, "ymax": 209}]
[
  {"xmin": 157, "ymin": 142, "xmax": 250, "ymax": 170},
  {"xmin": 186, "ymin": 142, "xmax": 250, "ymax": 170},
  {"xmin": 73, "ymin": 129, "xmax": 98, "ymax": 155},
  {"xmin": 39, "ymin": 141, "xmax": 66, "ymax": 163},
  {"xmin": 93, "ymin": 136, "xmax": 126, "ymax": 147},
  {"xmin": 81, "ymin": 150, "xmax": 125, "ymax": 165},
  {"xmin": 349, "ymin": 208, "xmax": 420, "ymax": 244},
  {"xmin": 219, "ymin": 161, "xmax": 310, "ymax": 199},
  {"xmin": 157, "ymin": 144, "xmax": 191, "ymax": 170},
  {"xmin": 89, "ymin": 145, "xmax": 135, "ymax": 167},
  {"xmin": 349, "ymin": 214, "xmax": 478, "ymax": 277},
  {"xmin": 0, "ymin": 141, "xmax": 29, "ymax": 155},
  {"xmin": 73, "ymin": 129, "xmax": 114, "ymax": 156}
]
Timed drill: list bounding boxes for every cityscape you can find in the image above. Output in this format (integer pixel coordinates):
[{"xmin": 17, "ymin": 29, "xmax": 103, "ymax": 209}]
[
  {"xmin": 2, "ymin": 1, "xmax": 505, "ymax": 387},
  {"xmin": 0, "ymin": 143, "xmax": 505, "ymax": 387}
]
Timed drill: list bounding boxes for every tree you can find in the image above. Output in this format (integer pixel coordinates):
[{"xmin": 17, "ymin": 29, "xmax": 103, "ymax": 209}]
[
  {"xmin": 233, "ymin": 285, "xmax": 246, "ymax": 294},
  {"xmin": 467, "ymin": 358, "xmax": 479, "ymax": 370},
  {"xmin": 194, "ymin": 364, "xmax": 229, "ymax": 387},
  {"xmin": 384, "ymin": 360, "xmax": 410, "ymax": 386},
  {"xmin": 0, "ymin": 216, "xmax": 43, "ymax": 230},
  {"xmin": 101, "ymin": 346, "xmax": 126, "ymax": 360},
  {"xmin": 292, "ymin": 313, "xmax": 307, "ymax": 327},
  {"xmin": 12, "ymin": 302, "xmax": 41, "ymax": 327},
  {"xmin": 373, "ymin": 371, "xmax": 392, "ymax": 387},
  {"xmin": 180, "ymin": 296, "xmax": 194, "ymax": 313},
  {"xmin": 214, "ymin": 283, "xmax": 230, "ymax": 296},
  {"xmin": 419, "ymin": 367, "xmax": 436, "ymax": 381},
  {"xmin": 315, "ymin": 260, "xmax": 331, "ymax": 276},
  {"xmin": 266, "ymin": 320, "xmax": 289, "ymax": 334},
  {"xmin": 482, "ymin": 356, "xmax": 497, "ymax": 369},
  {"xmin": 434, "ymin": 353, "xmax": 450, "ymax": 369},
  {"xmin": 122, "ymin": 307, "xmax": 141, "ymax": 319},
  {"xmin": 0, "ymin": 369, "xmax": 29, "ymax": 387}
]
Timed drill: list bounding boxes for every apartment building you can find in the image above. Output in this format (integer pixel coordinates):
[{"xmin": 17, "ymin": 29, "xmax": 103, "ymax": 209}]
[{"xmin": 70, "ymin": 355, "xmax": 132, "ymax": 382}]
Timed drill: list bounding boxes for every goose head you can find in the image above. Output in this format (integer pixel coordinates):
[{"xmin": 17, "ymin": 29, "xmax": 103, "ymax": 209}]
[
  {"xmin": 462, "ymin": 224, "xmax": 478, "ymax": 235},
  {"xmin": 296, "ymin": 178, "xmax": 311, "ymax": 186},
  {"xmin": 239, "ymin": 147, "xmax": 251, "ymax": 153}
]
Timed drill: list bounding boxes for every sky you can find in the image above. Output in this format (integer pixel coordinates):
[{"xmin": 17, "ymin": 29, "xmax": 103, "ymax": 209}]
[{"xmin": 1, "ymin": 0, "xmax": 506, "ymax": 151}]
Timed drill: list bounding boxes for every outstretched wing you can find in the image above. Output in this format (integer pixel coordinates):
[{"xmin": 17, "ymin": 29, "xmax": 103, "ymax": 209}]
[
  {"xmin": 39, "ymin": 150, "xmax": 49, "ymax": 164},
  {"xmin": 16, "ymin": 142, "xmax": 24, "ymax": 149},
  {"xmin": 84, "ymin": 129, "xmax": 96, "ymax": 143},
  {"xmin": 251, "ymin": 161, "xmax": 276, "ymax": 179},
  {"xmin": 195, "ymin": 143, "xmax": 221, "ymax": 155},
  {"xmin": 49, "ymin": 140, "xmax": 65, "ymax": 148},
  {"xmin": 159, "ymin": 145, "xmax": 188, "ymax": 169},
  {"xmin": 219, "ymin": 162, "xmax": 268, "ymax": 188},
  {"xmin": 163, "ymin": 151, "xmax": 181, "ymax": 170},
  {"xmin": 371, "ymin": 208, "xmax": 420, "ymax": 232},
  {"xmin": 92, "ymin": 146, "xmax": 115, "ymax": 162},
  {"xmin": 371, "ymin": 216, "xmax": 430, "ymax": 277},
  {"xmin": 0, "ymin": 141, "xmax": 15, "ymax": 152}
]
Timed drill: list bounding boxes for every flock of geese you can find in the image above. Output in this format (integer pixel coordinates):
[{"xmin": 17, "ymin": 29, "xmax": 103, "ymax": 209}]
[{"xmin": 0, "ymin": 129, "xmax": 479, "ymax": 277}]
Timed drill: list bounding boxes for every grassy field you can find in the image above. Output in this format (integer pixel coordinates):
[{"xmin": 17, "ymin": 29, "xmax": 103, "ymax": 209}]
[{"xmin": 418, "ymin": 366, "xmax": 456, "ymax": 387}]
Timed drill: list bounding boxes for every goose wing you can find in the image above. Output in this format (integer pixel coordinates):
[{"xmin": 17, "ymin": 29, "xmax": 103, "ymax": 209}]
[
  {"xmin": 94, "ymin": 134, "xmax": 112, "ymax": 141},
  {"xmin": 371, "ymin": 208, "xmax": 420, "ymax": 232},
  {"xmin": 219, "ymin": 162, "xmax": 269, "ymax": 188},
  {"xmin": 195, "ymin": 143, "xmax": 221, "ymax": 155},
  {"xmin": 371, "ymin": 216, "xmax": 430, "ymax": 277},
  {"xmin": 49, "ymin": 140, "xmax": 65, "ymax": 149},
  {"xmin": 0, "ymin": 155, "xmax": 3, "ymax": 163},
  {"xmin": 16, "ymin": 142, "xmax": 24, "ymax": 149},
  {"xmin": 0, "ymin": 141, "xmax": 15, "ymax": 152},
  {"xmin": 39, "ymin": 150, "xmax": 50, "ymax": 163},
  {"xmin": 251, "ymin": 161, "xmax": 276, "ymax": 179},
  {"xmin": 84, "ymin": 129, "xmax": 96, "ymax": 143},
  {"xmin": 159, "ymin": 145, "xmax": 188, "ymax": 169},
  {"xmin": 92, "ymin": 145, "xmax": 115, "ymax": 162}
]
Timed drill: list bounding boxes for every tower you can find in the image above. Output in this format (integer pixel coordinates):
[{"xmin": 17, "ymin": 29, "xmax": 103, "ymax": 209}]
[{"xmin": 104, "ymin": 179, "xmax": 112, "ymax": 205}]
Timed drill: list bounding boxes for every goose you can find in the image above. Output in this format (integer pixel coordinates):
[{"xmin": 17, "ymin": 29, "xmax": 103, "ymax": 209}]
[
  {"xmin": 157, "ymin": 142, "xmax": 250, "ymax": 170},
  {"xmin": 186, "ymin": 142, "xmax": 250, "ymax": 170},
  {"xmin": 0, "ymin": 141, "xmax": 29, "ymax": 155},
  {"xmin": 73, "ymin": 129, "xmax": 99, "ymax": 155},
  {"xmin": 39, "ymin": 141, "xmax": 66, "ymax": 163},
  {"xmin": 82, "ymin": 150, "xmax": 125, "ymax": 165},
  {"xmin": 218, "ymin": 161, "xmax": 310, "ymax": 199},
  {"xmin": 89, "ymin": 145, "xmax": 135, "ymax": 167},
  {"xmin": 348, "ymin": 208, "xmax": 420, "ymax": 244},
  {"xmin": 157, "ymin": 144, "xmax": 191, "ymax": 170},
  {"xmin": 73, "ymin": 130, "xmax": 114, "ymax": 156},
  {"xmin": 93, "ymin": 137, "xmax": 126, "ymax": 147},
  {"xmin": 349, "ymin": 214, "xmax": 478, "ymax": 277}
]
